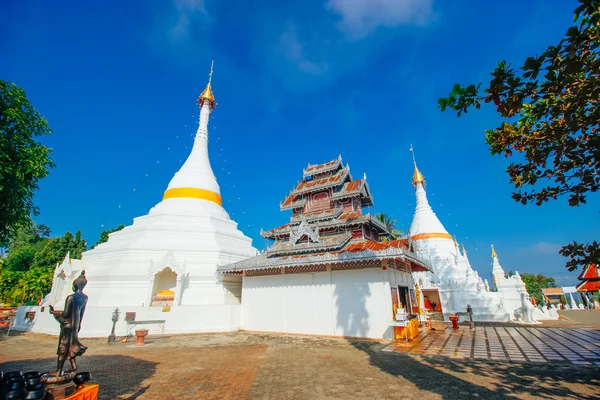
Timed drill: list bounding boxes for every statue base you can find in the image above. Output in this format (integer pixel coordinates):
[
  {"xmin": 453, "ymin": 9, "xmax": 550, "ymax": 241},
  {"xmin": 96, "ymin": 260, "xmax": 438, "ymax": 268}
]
[
  {"xmin": 46, "ymin": 382, "xmax": 76, "ymax": 400},
  {"xmin": 42, "ymin": 373, "xmax": 76, "ymax": 400}
]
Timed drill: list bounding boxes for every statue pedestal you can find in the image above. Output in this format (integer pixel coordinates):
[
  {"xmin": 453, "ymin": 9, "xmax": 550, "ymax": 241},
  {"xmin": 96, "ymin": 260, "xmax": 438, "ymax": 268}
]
[
  {"xmin": 42, "ymin": 373, "xmax": 76, "ymax": 400},
  {"xmin": 46, "ymin": 381, "xmax": 76, "ymax": 400}
]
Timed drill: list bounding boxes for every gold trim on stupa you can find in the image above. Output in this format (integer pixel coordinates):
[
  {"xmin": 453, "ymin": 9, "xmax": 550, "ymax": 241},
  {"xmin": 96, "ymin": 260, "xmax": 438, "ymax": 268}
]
[{"xmin": 491, "ymin": 244, "xmax": 498, "ymax": 258}]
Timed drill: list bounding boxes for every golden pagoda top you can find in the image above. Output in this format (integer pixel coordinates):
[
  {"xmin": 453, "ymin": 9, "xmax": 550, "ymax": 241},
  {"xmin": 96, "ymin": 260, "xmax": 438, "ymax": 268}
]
[
  {"xmin": 410, "ymin": 144, "xmax": 426, "ymax": 186},
  {"xmin": 197, "ymin": 61, "xmax": 216, "ymax": 109},
  {"xmin": 491, "ymin": 244, "xmax": 498, "ymax": 258}
]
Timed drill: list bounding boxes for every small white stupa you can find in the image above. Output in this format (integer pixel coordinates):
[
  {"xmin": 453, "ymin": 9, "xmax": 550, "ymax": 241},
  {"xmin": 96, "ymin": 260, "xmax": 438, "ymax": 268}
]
[
  {"xmin": 14, "ymin": 63, "xmax": 258, "ymax": 337},
  {"xmin": 408, "ymin": 149, "xmax": 555, "ymax": 322}
]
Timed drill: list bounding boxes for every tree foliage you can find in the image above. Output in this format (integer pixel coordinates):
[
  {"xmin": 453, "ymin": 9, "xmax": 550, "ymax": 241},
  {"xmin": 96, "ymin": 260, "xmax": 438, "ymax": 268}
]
[
  {"xmin": 521, "ymin": 273, "xmax": 557, "ymax": 304},
  {"xmin": 92, "ymin": 224, "xmax": 124, "ymax": 249},
  {"xmin": 438, "ymin": 0, "xmax": 600, "ymax": 271},
  {"xmin": 376, "ymin": 213, "xmax": 403, "ymax": 240},
  {"xmin": 0, "ymin": 81, "xmax": 54, "ymax": 246},
  {"xmin": 0, "ymin": 222, "xmax": 87, "ymax": 305}
]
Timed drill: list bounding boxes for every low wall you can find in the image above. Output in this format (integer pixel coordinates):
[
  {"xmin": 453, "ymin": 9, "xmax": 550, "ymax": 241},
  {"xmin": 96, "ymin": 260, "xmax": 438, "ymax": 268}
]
[{"xmin": 12, "ymin": 304, "xmax": 241, "ymax": 338}]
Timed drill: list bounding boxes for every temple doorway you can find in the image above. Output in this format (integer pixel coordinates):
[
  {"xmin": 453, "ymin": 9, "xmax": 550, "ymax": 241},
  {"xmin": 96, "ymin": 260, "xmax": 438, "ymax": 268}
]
[
  {"xmin": 151, "ymin": 268, "xmax": 177, "ymax": 306},
  {"xmin": 398, "ymin": 286, "xmax": 412, "ymax": 313},
  {"xmin": 423, "ymin": 289, "xmax": 443, "ymax": 321}
]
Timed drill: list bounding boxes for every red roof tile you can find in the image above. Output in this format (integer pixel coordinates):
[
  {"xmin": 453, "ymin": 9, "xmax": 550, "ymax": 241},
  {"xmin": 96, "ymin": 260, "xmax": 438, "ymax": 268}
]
[
  {"xmin": 294, "ymin": 168, "xmax": 347, "ymax": 193},
  {"xmin": 577, "ymin": 264, "xmax": 599, "ymax": 280},
  {"xmin": 576, "ymin": 279, "xmax": 600, "ymax": 292},
  {"xmin": 339, "ymin": 211, "xmax": 362, "ymax": 220}
]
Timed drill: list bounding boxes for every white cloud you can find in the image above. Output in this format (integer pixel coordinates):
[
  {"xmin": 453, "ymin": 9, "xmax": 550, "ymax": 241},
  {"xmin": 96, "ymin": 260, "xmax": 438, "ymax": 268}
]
[
  {"xmin": 531, "ymin": 241, "xmax": 561, "ymax": 255},
  {"xmin": 326, "ymin": 0, "xmax": 434, "ymax": 37},
  {"xmin": 168, "ymin": 0, "xmax": 208, "ymax": 42},
  {"xmin": 277, "ymin": 25, "xmax": 328, "ymax": 75}
]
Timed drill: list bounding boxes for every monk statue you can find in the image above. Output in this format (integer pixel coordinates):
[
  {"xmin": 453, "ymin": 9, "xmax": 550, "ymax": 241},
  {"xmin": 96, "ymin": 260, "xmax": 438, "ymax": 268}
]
[{"xmin": 48, "ymin": 271, "xmax": 88, "ymax": 376}]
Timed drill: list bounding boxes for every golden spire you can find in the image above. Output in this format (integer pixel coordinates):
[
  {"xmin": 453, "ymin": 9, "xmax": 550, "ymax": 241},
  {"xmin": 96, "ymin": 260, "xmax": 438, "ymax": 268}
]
[
  {"xmin": 491, "ymin": 244, "xmax": 498, "ymax": 258},
  {"xmin": 462, "ymin": 244, "xmax": 467, "ymax": 255},
  {"xmin": 453, "ymin": 235, "xmax": 459, "ymax": 247},
  {"xmin": 410, "ymin": 144, "xmax": 426, "ymax": 186},
  {"xmin": 197, "ymin": 60, "xmax": 216, "ymax": 109}
]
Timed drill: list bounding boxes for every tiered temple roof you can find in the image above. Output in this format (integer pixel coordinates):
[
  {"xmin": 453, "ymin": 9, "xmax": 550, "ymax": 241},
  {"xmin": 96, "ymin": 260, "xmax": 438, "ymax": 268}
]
[
  {"xmin": 576, "ymin": 264, "xmax": 600, "ymax": 292},
  {"xmin": 218, "ymin": 156, "xmax": 430, "ymax": 276}
]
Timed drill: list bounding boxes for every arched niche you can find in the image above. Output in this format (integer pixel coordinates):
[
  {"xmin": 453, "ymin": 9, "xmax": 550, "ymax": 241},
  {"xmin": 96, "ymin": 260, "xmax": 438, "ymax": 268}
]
[
  {"xmin": 147, "ymin": 252, "xmax": 186, "ymax": 307},
  {"xmin": 151, "ymin": 267, "xmax": 177, "ymax": 306}
]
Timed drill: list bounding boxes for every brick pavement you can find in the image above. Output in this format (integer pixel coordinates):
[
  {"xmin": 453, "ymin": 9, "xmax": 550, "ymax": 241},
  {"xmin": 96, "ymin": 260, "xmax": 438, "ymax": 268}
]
[
  {"xmin": 0, "ymin": 330, "xmax": 598, "ymax": 399},
  {"xmin": 383, "ymin": 326, "xmax": 600, "ymax": 366}
]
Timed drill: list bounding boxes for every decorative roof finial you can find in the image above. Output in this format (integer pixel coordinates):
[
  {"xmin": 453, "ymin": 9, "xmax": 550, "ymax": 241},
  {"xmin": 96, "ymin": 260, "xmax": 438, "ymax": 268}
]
[
  {"xmin": 491, "ymin": 244, "xmax": 498, "ymax": 258},
  {"xmin": 453, "ymin": 235, "xmax": 459, "ymax": 248},
  {"xmin": 462, "ymin": 244, "xmax": 467, "ymax": 255},
  {"xmin": 409, "ymin": 144, "xmax": 426, "ymax": 186},
  {"xmin": 197, "ymin": 60, "xmax": 216, "ymax": 109}
]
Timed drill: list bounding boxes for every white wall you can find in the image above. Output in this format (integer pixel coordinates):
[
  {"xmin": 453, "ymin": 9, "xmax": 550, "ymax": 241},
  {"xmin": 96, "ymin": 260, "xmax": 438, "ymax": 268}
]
[
  {"xmin": 12, "ymin": 304, "xmax": 241, "ymax": 338},
  {"xmin": 241, "ymin": 268, "xmax": 409, "ymax": 339}
]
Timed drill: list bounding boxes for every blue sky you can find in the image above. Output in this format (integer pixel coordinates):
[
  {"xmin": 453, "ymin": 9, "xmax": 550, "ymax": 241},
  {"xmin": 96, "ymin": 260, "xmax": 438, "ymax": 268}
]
[{"xmin": 2, "ymin": 0, "xmax": 597, "ymax": 286}]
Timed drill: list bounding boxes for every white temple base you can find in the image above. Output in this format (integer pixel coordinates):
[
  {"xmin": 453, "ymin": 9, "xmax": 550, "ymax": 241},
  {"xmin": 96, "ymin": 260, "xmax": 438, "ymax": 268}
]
[{"xmin": 12, "ymin": 304, "xmax": 241, "ymax": 338}]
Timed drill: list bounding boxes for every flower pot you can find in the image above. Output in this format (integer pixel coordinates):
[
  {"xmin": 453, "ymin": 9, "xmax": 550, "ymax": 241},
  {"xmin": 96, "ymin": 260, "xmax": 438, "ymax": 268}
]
[
  {"xmin": 135, "ymin": 329, "xmax": 149, "ymax": 346},
  {"xmin": 449, "ymin": 315, "xmax": 460, "ymax": 329}
]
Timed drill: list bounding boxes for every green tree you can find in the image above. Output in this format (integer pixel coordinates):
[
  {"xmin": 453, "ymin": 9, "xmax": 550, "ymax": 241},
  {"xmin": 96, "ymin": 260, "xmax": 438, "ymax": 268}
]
[
  {"xmin": 7, "ymin": 221, "xmax": 50, "ymax": 254},
  {"xmin": 438, "ymin": 0, "xmax": 600, "ymax": 272},
  {"xmin": 0, "ymin": 224, "xmax": 87, "ymax": 305},
  {"xmin": 22, "ymin": 266, "xmax": 54, "ymax": 305},
  {"xmin": 3, "ymin": 222, "xmax": 50, "ymax": 271},
  {"xmin": 92, "ymin": 224, "xmax": 125, "ymax": 248},
  {"xmin": 376, "ymin": 213, "xmax": 403, "ymax": 240},
  {"xmin": 33, "ymin": 230, "xmax": 88, "ymax": 270},
  {"xmin": 520, "ymin": 273, "xmax": 557, "ymax": 305},
  {"xmin": 0, "ymin": 81, "xmax": 55, "ymax": 246},
  {"xmin": 3, "ymin": 244, "xmax": 39, "ymax": 272}
]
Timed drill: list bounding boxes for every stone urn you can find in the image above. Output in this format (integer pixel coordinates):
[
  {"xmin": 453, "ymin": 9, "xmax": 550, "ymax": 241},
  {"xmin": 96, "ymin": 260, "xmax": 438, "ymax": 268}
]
[{"xmin": 135, "ymin": 329, "xmax": 149, "ymax": 346}]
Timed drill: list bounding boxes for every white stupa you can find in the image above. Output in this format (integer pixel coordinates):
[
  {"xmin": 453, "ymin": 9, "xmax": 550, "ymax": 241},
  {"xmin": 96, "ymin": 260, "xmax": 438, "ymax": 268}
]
[
  {"xmin": 14, "ymin": 64, "xmax": 259, "ymax": 337},
  {"xmin": 408, "ymin": 150, "xmax": 555, "ymax": 322}
]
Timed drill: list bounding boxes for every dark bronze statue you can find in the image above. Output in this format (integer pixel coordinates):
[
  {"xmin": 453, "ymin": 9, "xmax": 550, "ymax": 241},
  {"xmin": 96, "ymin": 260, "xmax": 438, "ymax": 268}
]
[{"xmin": 48, "ymin": 271, "xmax": 88, "ymax": 376}]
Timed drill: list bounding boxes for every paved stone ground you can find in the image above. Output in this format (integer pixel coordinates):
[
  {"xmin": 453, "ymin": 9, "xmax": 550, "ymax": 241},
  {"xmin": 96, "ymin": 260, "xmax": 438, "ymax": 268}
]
[
  {"xmin": 1, "ymin": 330, "xmax": 599, "ymax": 400},
  {"xmin": 384, "ymin": 326, "xmax": 600, "ymax": 366}
]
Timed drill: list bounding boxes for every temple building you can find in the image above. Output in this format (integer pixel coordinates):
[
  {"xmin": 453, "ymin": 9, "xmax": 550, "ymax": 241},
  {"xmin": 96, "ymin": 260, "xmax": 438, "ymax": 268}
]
[
  {"xmin": 218, "ymin": 157, "xmax": 431, "ymax": 339},
  {"xmin": 576, "ymin": 264, "xmax": 600, "ymax": 294},
  {"xmin": 408, "ymin": 156, "xmax": 557, "ymax": 322},
  {"xmin": 14, "ymin": 67, "xmax": 258, "ymax": 337}
]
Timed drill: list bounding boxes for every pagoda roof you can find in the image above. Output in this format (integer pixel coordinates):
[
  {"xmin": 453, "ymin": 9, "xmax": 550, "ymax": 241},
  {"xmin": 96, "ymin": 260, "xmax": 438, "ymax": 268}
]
[
  {"xmin": 303, "ymin": 155, "xmax": 343, "ymax": 178},
  {"xmin": 577, "ymin": 264, "xmax": 599, "ymax": 281},
  {"xmin": 280, "ymin": 194, "xmax": 307, "ymax": 210},
  {"xmin": 217, "ymin": 239, "xmax": 431, "ymax": 275},
  {"xmin": 332, "ymin": 179, "xmax": 374, "ymax": 207},
  {"xmin": 291, "ymin": 167, "xmax": 350, "ymax": 196},
  {"xmin": 267, "ymin": 232, "xmax": 352, "ymax": 256},
  {"xmin": 261, "ymin": 213, "xmax": 390, "ymax": 239},
  {"xmin": 290, "ymin": 207, "xmax": 343, "ymax": 223},
  {"xmin": 576, "ymin": 279, "xmax": 600, "ymax": 292}
]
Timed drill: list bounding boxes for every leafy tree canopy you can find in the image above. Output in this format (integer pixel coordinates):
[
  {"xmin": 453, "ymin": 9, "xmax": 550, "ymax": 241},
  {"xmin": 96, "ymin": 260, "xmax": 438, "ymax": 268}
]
[
  {"xmin": 0, "ymin": 222, "xmax": 88, "ymax": 305},
  {"xmin": 522, "ymin": 273, "xmax": 557, "ymax": 304},
  {"xmin": 0, "ymin": 81, "xmax": 54, "ymax": 247},
  {"xmin": 438, "ymin": 0, "xmax": 600, "ymax": 271},
  {"xmin": 376, "ymin": 213, "xmax": 404, "ymax": 241}
]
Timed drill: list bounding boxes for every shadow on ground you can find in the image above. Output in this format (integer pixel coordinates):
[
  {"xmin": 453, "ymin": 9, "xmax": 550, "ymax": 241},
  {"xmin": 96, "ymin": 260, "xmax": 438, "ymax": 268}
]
[
  {"xmin": 349, "ymin": 340, "xmax": 600, "ymax": 400},
  {"xmin": 0, "ymin": 355, "xmax": 157, "ymax": 399}
]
